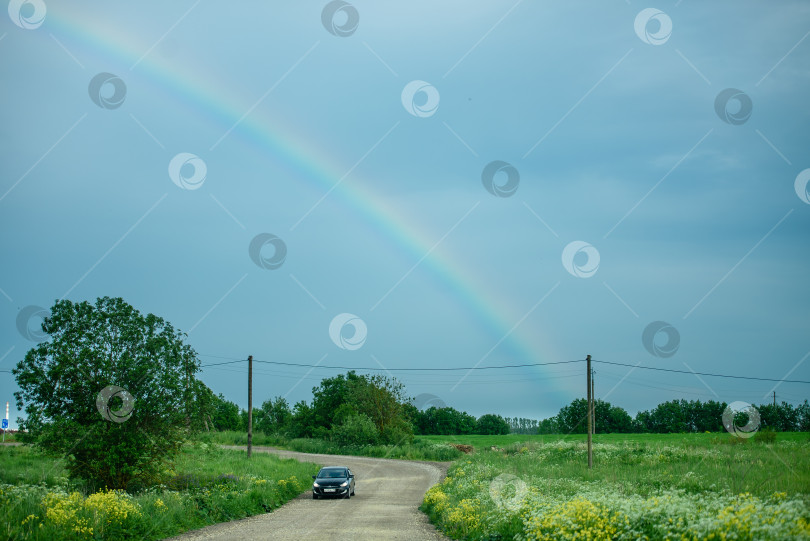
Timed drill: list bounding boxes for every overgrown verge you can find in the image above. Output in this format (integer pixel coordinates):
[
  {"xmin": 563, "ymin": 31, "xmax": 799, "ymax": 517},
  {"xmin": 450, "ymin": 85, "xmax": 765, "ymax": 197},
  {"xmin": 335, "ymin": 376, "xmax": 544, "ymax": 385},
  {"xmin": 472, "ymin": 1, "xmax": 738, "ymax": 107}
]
[
  {"xmin": 0, "ymin": 442, "xmax": 318, "ymax": 540},
  {"xmin": 421, "ymin": 440, "xmax": 810, "ymax": 540},
  {"xmin": 204, "ymin": 430, "xmax": 462, "ymax": 461}
]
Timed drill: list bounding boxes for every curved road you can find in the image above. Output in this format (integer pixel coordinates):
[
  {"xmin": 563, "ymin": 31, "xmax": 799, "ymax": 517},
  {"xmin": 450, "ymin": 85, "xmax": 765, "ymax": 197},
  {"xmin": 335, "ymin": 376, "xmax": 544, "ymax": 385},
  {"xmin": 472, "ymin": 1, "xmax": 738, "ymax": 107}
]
[{"xmin": 167, "ymin": 446, "xmax": 450, "ymax": 541}]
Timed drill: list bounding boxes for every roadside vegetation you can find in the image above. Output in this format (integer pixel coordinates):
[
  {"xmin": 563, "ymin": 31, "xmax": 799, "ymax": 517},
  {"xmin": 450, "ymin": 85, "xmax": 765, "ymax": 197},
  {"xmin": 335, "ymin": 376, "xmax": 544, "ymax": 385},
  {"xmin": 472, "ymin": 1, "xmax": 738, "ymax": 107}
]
[
  {"xmin": 421, "ymin": 433, "xmax": 810, "ymax": 540},
  {"xmin": 203, "ymin": 430, "xmax": 462, "ymax": 461},
  {"xmin": 0, "ymin": 442, "xmax": 318, "ymax": 540}
]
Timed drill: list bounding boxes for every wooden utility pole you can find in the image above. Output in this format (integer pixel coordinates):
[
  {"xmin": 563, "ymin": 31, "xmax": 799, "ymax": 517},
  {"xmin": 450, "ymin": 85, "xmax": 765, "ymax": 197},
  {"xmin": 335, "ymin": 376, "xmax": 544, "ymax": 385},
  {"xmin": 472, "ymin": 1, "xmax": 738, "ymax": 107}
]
[
  {"xmin": 586, "ymin": 354, "xmax": 592, "ymax": 469},
  {"xmin": 773, "ymin": 391, "xmax": 776, "ymax": 407},
  {"xmin": 591, "ymin": 369, "xmax": 595, "ymax": 436},
  {"xmin": 247, "ymin": 355, "xmax": 253, "ymax": 459}
]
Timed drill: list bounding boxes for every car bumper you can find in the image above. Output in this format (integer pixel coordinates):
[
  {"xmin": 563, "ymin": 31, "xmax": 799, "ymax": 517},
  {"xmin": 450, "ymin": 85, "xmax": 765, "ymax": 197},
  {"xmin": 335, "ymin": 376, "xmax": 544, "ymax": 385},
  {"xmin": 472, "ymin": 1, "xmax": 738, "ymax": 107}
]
[{"xmin": 313, "ymin": 486, "xmax": 350, "ymax": 497}]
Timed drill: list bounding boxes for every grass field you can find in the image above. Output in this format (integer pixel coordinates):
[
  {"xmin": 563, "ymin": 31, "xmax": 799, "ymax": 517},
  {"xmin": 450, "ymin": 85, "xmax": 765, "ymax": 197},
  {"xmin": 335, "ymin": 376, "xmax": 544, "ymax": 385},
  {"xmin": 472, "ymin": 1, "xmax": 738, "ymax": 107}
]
[
  {"xmin": 419, "ymin": 432, "xmax": 810, "ymax": 540},
  {"xmin": 0, "ymin": 442, "xmax": 319, "ymax": 540}
]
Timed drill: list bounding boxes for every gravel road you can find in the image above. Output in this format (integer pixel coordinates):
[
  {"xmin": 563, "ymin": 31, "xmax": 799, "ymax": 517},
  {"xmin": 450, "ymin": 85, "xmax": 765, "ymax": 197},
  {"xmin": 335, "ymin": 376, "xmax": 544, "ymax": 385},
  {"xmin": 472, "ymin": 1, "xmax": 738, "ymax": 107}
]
[{"xmin": 166, "ymin": 446, "xmax": 451, "ymax": 541}]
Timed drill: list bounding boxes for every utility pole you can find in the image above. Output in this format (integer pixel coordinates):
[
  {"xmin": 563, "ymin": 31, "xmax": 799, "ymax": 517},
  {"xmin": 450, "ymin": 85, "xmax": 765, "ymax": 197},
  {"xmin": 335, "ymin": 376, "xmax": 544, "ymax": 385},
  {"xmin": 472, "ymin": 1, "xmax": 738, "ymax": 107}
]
[
  {"xmin": 773, "ymin": 391, "xmax": 776, "ymax": 407},
  {"xmin": 586, "ymin": 354, "xmax": 592, "ymax": 469},
  {"xmin": 247, "ymin": 355, "xmax": 253, "ymax": 459},
  {"xmin": 591, "ymin": 370, "xmax": 596, "ymax": 434}
]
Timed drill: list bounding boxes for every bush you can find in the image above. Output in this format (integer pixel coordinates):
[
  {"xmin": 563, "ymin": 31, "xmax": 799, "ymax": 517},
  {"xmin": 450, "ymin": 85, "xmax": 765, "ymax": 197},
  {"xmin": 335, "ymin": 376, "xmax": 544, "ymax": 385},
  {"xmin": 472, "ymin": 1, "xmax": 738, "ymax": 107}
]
[
  {"xmin": 754, "ymin": 428, "xmax": 777, "ymax": 444},
  {"xmin": 380, "ymin": 420, "xmax": 415, "ymax": 446},
  {"xmin": 331, "ymin": 414, "xmax": 379, "ymax": 447}
]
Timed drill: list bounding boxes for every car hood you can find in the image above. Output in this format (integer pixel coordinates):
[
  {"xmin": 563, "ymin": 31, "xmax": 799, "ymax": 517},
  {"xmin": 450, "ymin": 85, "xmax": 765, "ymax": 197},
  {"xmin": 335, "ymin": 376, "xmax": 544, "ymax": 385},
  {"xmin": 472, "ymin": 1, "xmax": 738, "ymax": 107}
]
[{"xmin": 314, "ymin": 478, "xmax": 349, "ymax": 486}]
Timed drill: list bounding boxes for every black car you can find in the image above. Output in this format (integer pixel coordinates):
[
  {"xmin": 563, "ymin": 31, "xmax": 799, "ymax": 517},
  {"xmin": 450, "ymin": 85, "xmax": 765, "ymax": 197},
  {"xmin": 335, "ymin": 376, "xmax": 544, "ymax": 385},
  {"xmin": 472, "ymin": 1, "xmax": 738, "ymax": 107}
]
[{"xmin": 312, "ymin": 466, "xmax": 355, "ymax": 499}]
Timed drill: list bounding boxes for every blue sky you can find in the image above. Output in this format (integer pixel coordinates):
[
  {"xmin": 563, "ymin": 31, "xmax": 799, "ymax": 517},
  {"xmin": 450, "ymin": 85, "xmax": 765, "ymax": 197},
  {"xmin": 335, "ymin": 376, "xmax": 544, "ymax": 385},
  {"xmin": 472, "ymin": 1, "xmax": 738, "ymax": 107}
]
[{"xmin": 1, "ymin": 1, "xmax": 809, "ymax": 429}]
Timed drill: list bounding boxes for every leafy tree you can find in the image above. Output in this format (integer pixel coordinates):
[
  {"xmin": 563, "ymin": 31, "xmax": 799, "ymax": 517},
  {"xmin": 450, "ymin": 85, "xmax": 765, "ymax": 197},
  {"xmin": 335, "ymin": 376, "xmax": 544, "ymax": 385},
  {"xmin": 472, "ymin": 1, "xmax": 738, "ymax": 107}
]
[
  {"xmin": 757, "ymin": 401, "xmax": 800, "ymax": 431},
  {"xmin": 349, "ymin": 374, "xmax": 412, "ymax": 443},
  {"xmin": 416, "ymin": 406, "xmax": 476, "ymax": 435},
  {"xmin": 555, "ymin": 399, "xmax": 589, "ymax": 434},
  {"xmin": 797, "ymin": 400, "xmax": 810, "ymax": 431},
  {"xmin": 306, "ymin": 371, "xmax": 413, "ymax": 444},
  {"xmin": 475, "ymin": 414, "xmax": 510, "ymax": 435},
  {"xmin": 537, "ymin": 416, "xmax": 558, "ymax": 434},
  {"xmin": 288, "ymin": 400, "xmax": 315, "ymax": 438},
  {"xmin": 256, "ymin": 396, "xmax": 292, "ymax": 435},
  {"xmin": 310, "ymin": 372, "xmax": 364, "ymax": 429},
  {"xmin": 331, "ymin": 413, "xmax": 379, "ymax": 446},
  {"xmin": 13, "ymin": 297, "xmax": 198, "ymax": 489},
  {"xmin": 547, "ymin": 399, "xmax": 634, "ymax": 434},
  {"xmin": 211, "ymin": 393, "xmax": 241, "ymax": 431},
  {"xmin": 187, "ymin": 379, "xmax": 218, "ymax": 432}
]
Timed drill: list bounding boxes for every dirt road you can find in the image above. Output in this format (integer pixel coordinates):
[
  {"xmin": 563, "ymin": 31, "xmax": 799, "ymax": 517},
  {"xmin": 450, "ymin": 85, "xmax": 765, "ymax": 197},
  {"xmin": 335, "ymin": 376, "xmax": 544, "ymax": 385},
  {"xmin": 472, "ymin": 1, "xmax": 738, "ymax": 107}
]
[{"xmin": 167, "ymin": 446, "xmax": 451, "ymax": 541}]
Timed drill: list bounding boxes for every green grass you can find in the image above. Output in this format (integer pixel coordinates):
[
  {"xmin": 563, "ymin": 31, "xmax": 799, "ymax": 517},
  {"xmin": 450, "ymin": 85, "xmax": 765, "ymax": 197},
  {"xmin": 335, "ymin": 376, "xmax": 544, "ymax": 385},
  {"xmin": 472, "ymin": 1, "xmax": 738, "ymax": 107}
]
[
  {"xmin": 0, "ymin": 442, "xmax": 319, "ymax": 540},
  {"xmin": 420, "ymin": 434, "xmax": 810, "ymax": 540},
  {"xmin": 419, "ymin": 431, "xmax": 810, "ymax": 449},
  {"xmin": 202, "ymin": 430, "xmax": 463, "ymax": 461},
  {"xmin": 0, "ymin": 444, "xmax": 70, "ymax": 488}
]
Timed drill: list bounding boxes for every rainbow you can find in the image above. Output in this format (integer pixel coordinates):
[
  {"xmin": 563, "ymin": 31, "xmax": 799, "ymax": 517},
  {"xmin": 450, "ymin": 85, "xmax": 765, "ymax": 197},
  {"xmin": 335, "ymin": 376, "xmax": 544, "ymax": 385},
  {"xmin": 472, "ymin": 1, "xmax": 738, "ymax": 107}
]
[{"xmin": 42, "ymin": 8, "xmax": 566, "ymax": 380}]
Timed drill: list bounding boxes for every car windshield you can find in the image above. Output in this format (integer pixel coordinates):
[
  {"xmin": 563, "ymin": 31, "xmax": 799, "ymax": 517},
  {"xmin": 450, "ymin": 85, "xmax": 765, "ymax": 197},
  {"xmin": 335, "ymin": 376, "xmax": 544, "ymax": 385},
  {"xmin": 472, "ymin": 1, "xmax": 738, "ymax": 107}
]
[{"xmin": 318, "ymin": 469, "xmax": 347, "ymax": 478}]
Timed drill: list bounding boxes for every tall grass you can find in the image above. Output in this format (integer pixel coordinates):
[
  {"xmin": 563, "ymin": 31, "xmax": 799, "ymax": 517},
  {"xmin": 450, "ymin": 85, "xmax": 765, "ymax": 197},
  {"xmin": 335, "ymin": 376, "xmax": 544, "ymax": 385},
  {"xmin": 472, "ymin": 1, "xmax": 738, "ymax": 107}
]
[
  {"xmin": 0, "ymin": 442, "xmax": 320, "ymax": 540},
  {"xmin": 421, "ymin": 436, "xmax": 810, "ymax": 540}
]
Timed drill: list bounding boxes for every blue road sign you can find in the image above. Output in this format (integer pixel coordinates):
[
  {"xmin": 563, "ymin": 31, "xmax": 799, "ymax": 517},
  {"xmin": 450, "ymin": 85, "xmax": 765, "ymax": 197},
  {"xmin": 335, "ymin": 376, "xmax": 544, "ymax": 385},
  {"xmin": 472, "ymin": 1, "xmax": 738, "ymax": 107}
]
[{"xmin": 1, "ymin": 419, "xmax": 8, "ymax": 429}]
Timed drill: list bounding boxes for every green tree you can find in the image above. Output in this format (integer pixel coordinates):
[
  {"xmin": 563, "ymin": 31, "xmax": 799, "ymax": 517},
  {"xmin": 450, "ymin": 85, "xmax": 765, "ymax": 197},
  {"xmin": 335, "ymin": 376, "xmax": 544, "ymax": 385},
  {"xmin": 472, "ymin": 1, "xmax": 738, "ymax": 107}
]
[
  {"xmin": 211, "ymin": 393, "xmax": 240, "ymax": 431},
  {"xmin": 188, "ymin": 379, "xmax": 218, "ymax": 432},
  {"xmin": 330, "ymin": 413, "xmax": 379, "ymax": 446},
  {"xmin": 537, "ymin": 416, "xmax": 558, "ymax": 434},
  {"xmin": 256, "ymin": 396, "xmax": 292, "ymax": 435},
  {"xmin": 475, "ymin": 414, "xmax": 510, "ymax": 435},
  {"xmin": 418, "ymin": 406, "xmax": 476, "ymax": 435},
  {"xmin": 310, "ymin": 372, "xmax": 363, "ymax": 429},
  {"xmin": 797, "ymin": 400, "xmax": 810, "ymax": 431},
  {"xmin": 555, "ymin": 399, "xmax": 589, "ymax": 434},
  {"xmin": 349, "ymin": 374, "xmax": 412, "ymax": 444},
  {"xmin": 289, "ymin": 400, "xmax": 315, "ymax": 438},
  {"xmin": 13, "ymin": 297, "xmax": 198, "ymax": 489}
]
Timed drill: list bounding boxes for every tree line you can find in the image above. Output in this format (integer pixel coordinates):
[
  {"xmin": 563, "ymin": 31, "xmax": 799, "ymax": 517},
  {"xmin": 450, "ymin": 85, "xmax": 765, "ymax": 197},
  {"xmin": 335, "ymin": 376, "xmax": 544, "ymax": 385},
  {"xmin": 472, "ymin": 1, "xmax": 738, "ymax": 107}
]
[
  {"xmin": 507, "ymin": 398, "xmax": 810, "ymax": 435},
  {"xmin": 201, "ymin": 374, "xmax": 511, "ymax": 439}
]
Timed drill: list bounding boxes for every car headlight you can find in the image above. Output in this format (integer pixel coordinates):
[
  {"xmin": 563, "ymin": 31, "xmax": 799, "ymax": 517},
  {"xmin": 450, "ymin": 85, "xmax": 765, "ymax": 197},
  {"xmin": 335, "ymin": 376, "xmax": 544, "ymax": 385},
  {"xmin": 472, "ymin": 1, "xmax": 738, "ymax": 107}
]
[
  {"xmin": 340, "ymin": 481, "xmax": 348, "ymax": 487},
  {"xmin": 313, "ymin": 482, "xmax": 320, "ymax": 487}
]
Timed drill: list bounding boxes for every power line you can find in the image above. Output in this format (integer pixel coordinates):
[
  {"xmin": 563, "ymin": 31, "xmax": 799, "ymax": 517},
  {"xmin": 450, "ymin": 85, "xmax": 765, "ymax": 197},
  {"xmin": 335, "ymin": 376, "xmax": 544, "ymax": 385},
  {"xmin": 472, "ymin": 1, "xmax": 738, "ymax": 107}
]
[
  {"xmin": 595, "ymin": 360, "xmax": 810, "ymax": 384},
  {"xmin": 198, "ymin": 355, "xmax": 810, "ymax": 385},
  {"xmin": 200, "ymin": 357, "xmax": 585, "ymax": 372}
]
